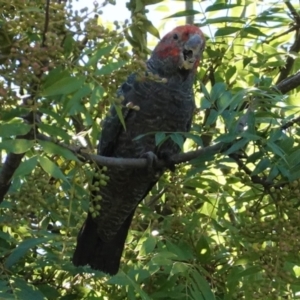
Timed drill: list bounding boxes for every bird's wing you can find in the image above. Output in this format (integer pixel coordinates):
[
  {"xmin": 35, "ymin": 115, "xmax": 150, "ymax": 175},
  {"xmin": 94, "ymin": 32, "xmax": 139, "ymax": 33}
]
[{"xmin": 98, "ymin": 73, "xmax": 136, "ymax": 156}]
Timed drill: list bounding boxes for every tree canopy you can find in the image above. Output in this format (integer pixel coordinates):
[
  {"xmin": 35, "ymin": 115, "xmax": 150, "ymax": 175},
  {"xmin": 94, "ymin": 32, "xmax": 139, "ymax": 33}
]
[{"xmin": 1, "ymin": 0, "xmax": 300, "ymax": 299}]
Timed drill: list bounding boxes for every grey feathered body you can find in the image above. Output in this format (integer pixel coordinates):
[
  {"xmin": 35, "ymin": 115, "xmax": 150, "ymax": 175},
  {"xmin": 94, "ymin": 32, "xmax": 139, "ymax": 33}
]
[
  {"xmin": 72, "ymin": 26, "xmax": 203, "ymax": 274},
  {"xmin": 97, "ymin": 69, "xmax": 195, "ymax": 242}
]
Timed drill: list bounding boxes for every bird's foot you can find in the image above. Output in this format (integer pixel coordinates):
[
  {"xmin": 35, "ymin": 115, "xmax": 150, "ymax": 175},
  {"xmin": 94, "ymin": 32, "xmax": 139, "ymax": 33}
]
[
  {"xmin": 158, "ymin": 151, "xmax": 176, "ymax": 172},
  {"xmin": 141, "ymin": 151, "xmax": 159, "ymax": 172}
]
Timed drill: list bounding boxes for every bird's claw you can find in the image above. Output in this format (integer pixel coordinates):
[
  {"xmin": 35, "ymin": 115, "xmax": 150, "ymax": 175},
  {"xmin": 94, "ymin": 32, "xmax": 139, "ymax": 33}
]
[
  {"xmin": 142, "ymin": 151, "xmax": 158, "ymax": 171},
  {"xmin": 142, "ymin": 151, "xmax": 176, "ymax": 172},
  {"xmin": 158, "ymin": 151, "xmax": 176, "ymax": 172}
]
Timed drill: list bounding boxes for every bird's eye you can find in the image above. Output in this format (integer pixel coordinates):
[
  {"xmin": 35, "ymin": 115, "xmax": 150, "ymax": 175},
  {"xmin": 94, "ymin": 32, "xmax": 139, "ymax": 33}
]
[{"xmin": 173, "ymin": 33, "xmax": 178, "ymax": 40}]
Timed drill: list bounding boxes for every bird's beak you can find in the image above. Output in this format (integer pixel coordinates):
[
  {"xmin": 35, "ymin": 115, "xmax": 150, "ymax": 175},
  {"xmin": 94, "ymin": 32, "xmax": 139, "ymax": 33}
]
[{"xmin": 180, "ymin": 34, "xmax": 205, "ymax": 70}]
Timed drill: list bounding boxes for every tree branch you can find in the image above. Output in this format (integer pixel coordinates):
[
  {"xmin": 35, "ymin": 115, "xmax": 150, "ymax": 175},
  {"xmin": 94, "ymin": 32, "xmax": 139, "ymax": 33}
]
[
  {"xmin": 276, "ymin": 71, "xmax": 300, "ymax": 94},
  {"xmin": 185, "ymin": 0, "xmax": 194, "ymax": 25},
  {"xmin": 36, "ymin": 132, "xmax": 226, "ymax": 169},
  {"xmin": 276, "ymin": 1, "xmax": 300, "ymax": 84},
  {"xmin": 0, "ymin": 153, "xmax": 24, "ymax": 202},
  {"xmin": 266, "ymin": 24, "xmax": 300, "ymax": 45},
  {"xmin": 41, "ymin": 0, "xmax": 50, "ymax": 47},
  {"xmin": 0, "ymin": 128, "xmax": 35, "ymax": 203},
  {"xmin": 281, "ymin": 115, "xmax": 300, "ymax": 130}
]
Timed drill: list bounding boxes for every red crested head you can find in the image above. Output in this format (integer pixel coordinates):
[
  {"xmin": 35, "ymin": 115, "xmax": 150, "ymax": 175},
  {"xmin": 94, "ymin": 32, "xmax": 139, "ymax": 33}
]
[{"xmin": 149, "ymin": 25, "xmax": 205, "ymax": 76}]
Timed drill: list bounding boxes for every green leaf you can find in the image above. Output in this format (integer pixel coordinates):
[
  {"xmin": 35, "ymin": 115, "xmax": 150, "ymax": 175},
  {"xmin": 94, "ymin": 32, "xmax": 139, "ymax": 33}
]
[
  {"xmin": 267, "ymin": 165, "xmax": 279, "ymax": 181},
  {"xmin": 243, "ymin": 57, "xmax": 252, "ymax": 68},
  {"xmin": 201, "ymin": 82, "xmax": 211, "ymax": 101},
  {"xmin": 95, "ymin": 60, "xmax": 127, "ymax": 76},
  {"xmin": 144, "ymin": 20, "xmax": 160, "ymax": 39},
  {"xmin": 41, "ymin": 76, "xmax": 84, "ymax": 97},
  {"xmin": 190, "ymin": 270, "xmax": 216, "ymax": 300},
  {"xmin": 287, "ymin": 149, "xmax": 300, "ymax": 166},
  {"xmin": 38, "ymin": 123, "xmax": 71, "ymax": 141},
  {"xmin": 134, "ymin": 0, "xmax": 144, "ymax": 12},
  {"xmin": 251, "ymin": 158, "xmax": 270, "ymax": 176},
  {"xmin": 38, "ymin": 140, "xmax": 79, "ymax": 161},
  {"xmin": 114, "ymin": 105, "xmax": 127, "ymax": 130},
  {"xmin": 225, "ymin": 138, "xmax": 249, "ymax": 155},
  {"xmin": 215, "ymin": 27, "xmax": 241, "ymax": 37},
  {"xmin": 37, "ymin": 284, "xmax": 60, "ymax": 299},
  {"xmin": 230, "ymin": 266, "xmax": 261, "ymax": 282},
  {"xmin": 155, "ymin": 132, "xmax": 166, "ymax": 146},
  {"xmin": 42, "ymin": 68, "xmax": 69, "ymax": 89},
  {"xmin": 204, "ymin": 16, "xmax": 245, "ymax": 24},
  {"xmin": 151, "ymin": 251, "xmax": 176, "ymax": 265},
  {"xmin": 86, "ymin": 45, "xmax": 115, "ymax": 67},
  {"xmin": 218, "ymin": 91, "xmax": 245, "ymax": 114},
  {"xmin": 0, "ymin": 123, "xmax": 32, "ymax": 137},
  {"xmin": 243, "ymin": 26, "xmax": 266, "ymax": 37},
  {"xmin": 0, "ymin": 139, "xmax": 34, "ymax": 154},
  {"xmin": 39, "ymin": 108, "xmax": 72, "ymax": 129},
  {"xmin": 196, "ymin": 236, "xmax": 211, "ymax": 263},
  {"xmin": 38, "ymin": 156, "xmax": 67, "ymax": 181},
  {"xmin": 139, "ymin": 235, "xmax": 156, "ymax": 256},
  {"xmin": 107, "ymin": 272, "xmax": 151, "ymax": 300},
  {"xmin": 170, "ymin": 262, "xmax": 189, "ymax": 276},
  {"xmin": 11, "ymin": 277, "xmax": 46, "ymax": 300},
  {"xmin": 170, "ymin": 133, "xmax": 184, "ymax": 150},
  {"xmin": 225, "ymin": 66, "xmax": 237, "ymax": 81},
  {"xmin": 5, "ymin": 237, "xmax": 50, "ymax": 269},
  {"xmin": 205, "ymin": 109, "xmax": 218, "ymax": 126},
  {"xmin": 266, "ymin": 141, "xmax": 287, "ymax": 161},
  {"xmin": 206, "ymin": 3, "xmax": 241, "ymax": 12},
  {"xmin": 0, "ymin": 280, "xmax": 12, "ymax": 297},
  {"xmin": 63, "ymin": 84, "xmax": 92, "ymax": 115},
  {"xmin": 0, "ymin": 107, "xmax": 30, "ymax": 121},
  {"xmin": 13, "ymin": 156, "xmax": 38, "ymax": 177},
  {"xmin": 63, "ymin": 34, "xmax": 75, "ymax": 57},
  {"xmin": 90, "ymin": 85, "xmax": 105, "ymax": 106},
  {"xmin": 185, "ymin": 132, "xmax": 203, "ymax": 146},
  {"xmin": 210, "ymin": 82, "xmax": 226, "ymax": 102},
  {"xmin": 166, "ymin": 9, "xmax": 200, "ymax": 18},
  {"xmin": 200, "ymin": 97, "xmax": 211, "ymax": 109}
]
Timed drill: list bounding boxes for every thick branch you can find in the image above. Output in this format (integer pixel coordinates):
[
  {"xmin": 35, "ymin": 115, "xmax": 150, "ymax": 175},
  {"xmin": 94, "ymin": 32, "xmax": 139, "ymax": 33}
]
[
  {"xmin": 276, "ymin": 2, "xmax": 300, "ymax": 84},
  {"xmin": 276, "ymin": 71, "xmax": 300, "ymax": 94},
  {"xmin": 285, "ymin": 1, "xmax": 300, "ymax": 25},
  {"xmin": 0, "ymin": 153, "xmax": 24, "ymax": 202},
  {"xmin": 0, "ymin": 128, "xmax": 35, "ymax": 203}
]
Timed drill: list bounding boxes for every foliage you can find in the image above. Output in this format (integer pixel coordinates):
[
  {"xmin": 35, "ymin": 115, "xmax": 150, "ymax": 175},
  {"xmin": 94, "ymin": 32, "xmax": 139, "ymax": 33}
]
[{"xmin": 1, "ymin": 0, "xmax": 300, "ymax": 299}]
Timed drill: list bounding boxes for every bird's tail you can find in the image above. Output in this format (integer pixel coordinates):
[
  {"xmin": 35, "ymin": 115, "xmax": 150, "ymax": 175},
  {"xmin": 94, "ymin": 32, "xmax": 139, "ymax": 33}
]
[{"xmin": 72, "ymin": 211, "xmax": 135, "ymax": 276}]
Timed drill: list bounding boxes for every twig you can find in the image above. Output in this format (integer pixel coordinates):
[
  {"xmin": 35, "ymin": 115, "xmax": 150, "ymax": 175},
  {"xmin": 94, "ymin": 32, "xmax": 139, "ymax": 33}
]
[
  {"xmin": 281, "ymin": 116, "xmax": 300, "ymax": 130},
  {"xmin": 265, "ymin": 24, "xmax": 300, "ymax": 44},
  {"xmin": 42, "ymin": 0, "xmax": 50, "ymax": 47},
  {"xmin": 36, "ymin": 132, "xmax": 226, "ymax": 169},
  {"xmin": 229, "ymin": 153, "xmax": 271, "ymax": 188},
  {"xmin": 147, "ymin": 187, "xmax": 168, "ymax": 208},
  {"xmin": 185, "ymin": 0, "xmax": 194, "ymax": 25}
]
